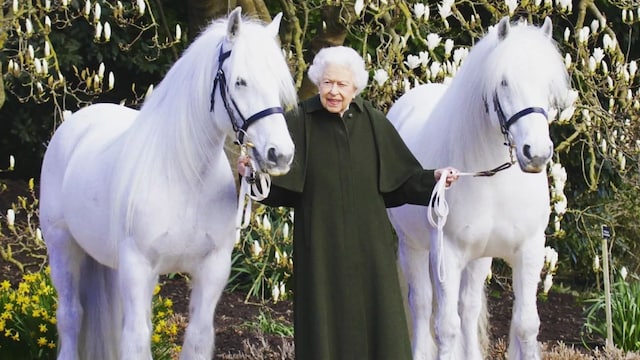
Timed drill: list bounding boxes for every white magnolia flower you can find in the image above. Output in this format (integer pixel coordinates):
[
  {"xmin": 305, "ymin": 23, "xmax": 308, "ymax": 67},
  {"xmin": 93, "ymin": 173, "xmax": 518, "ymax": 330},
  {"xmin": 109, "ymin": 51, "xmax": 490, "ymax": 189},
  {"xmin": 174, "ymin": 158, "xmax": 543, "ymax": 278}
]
[
  {"xmin": 418, "ymin": 51, "xmax": 430, "ymax": 67},
  {"xmin": 84, "ymin": 0, "xmax": 91, "ymax": 16},
  {"xmin": 602, "ymin": 34, "xmax": 616, "ymax": 52},
  {"xmin": 558, "ymin": 106, "xmax": 575, "ymax": 123},
  {"xmin": 262, "ymin": 215, "xmax": 271, "ymax": 232},
  {"xmin": 405, "ymin": 54, "xmax": 421, "ymax": 69},
  {"xmin": 271, "ymin": 284, "xmax": 280, "ymax": 302},
  {"xmin": 590, "ymin": 19, "xmax": 599, "ymax": 33},
  {"xmin": 44, "ymin": 41, "xmax": 51, "ymax": 57},
  {"xmin": 426, "ymin": 33, "xmax": 442, "ymax": 50},
  {"xmin": 98, "ymin": 62, "xmax": 105, "ymax": 79},
  {"xmin": 544, "ymin": 246, "xmax": 559, "ymax": 271},
  {"xmin": 553, "ymin": 195, "xmax": 567, "ymax": 216},
  {"xmin": 413, "ymin": 3, "xmax": 426, "ymax": 19},
  {"xmin": 94, "ymin": 2, "xmax": 102, "ymax": 22},
  {"xmin": 108, "ymin": 72, "xmax": 115, "ymax": 90},
  {"xmin": 45, "ymin": 15, "xmax": 52, "ymax": 30},
  {"xmin": 137, "ymin": 0, "xmax": 146, "ymax": 16},
  {"xmin": 618, "ymin": 152, "xmax": 626, "ymax": 171},
  {"xmin": 453, "ymin": 48, "xmax": 468, "ymax": 65},
  {"xmin": 592, "ymin": 48, "xmax": 605, "ymax": 64},
  {"xmin": 563, "ymin": 27, "xmax": 570, "ymax": 43},
  {"xmin": 6, "ymin": 209, "xmax": 15, "ymax": 227},
  {"xmin": 175, "ymin": 24, "xmax": 182, "ymax": 42},
  {"xmin": 36, "ymin": 228, "xmax": 43, "ymax": 241},
  {"xmin": 564, "ymin": 53, "xmax": 572, "ymax": 69},
  {"xmin": 283, "ymin": 222, "xmax": 290, "ymax": 238},
  {"xmin": 25, "ymin": 19, "xmax": 33, "ymax": 35},
  {"xmin": 629, "ymin": 60, "xmax": 637, "ymax": 78},
  {"xmin": 354, "ymin": 0, "xmax": 364, "ymax": 16},
  {"xmin": 593, "ymin": 255, "xmax": 600, "ymax": 272},
  {"xmin": 444, "ymin": 39, "xmax": 454, "ymax": 56},
  {"xmin": 588, "ymin": 57, "xmax": 596, "ymax": 72},
  {"xmin": 543, "ymin": 273, "xmax": 553, "ymax": 294},
  {"xmin": 373, "ymin": 69, "xmax": 389, "ymax": 86},
  {"xmin": 28, "ymin": 45, "xmax": 34, "ymax": 60},
  {"xmin": 620, "ymin": 266, "xmax": 628, "ymax": 281},
  {"xmin": 104, "ymin": 22, "xmax": 112, "ymax": 41},
  {"xmin": 578, "ymin": 27, "xmax": 589, "ymax": 44},
  {"xmin": 251, "ymin": 240, "xmax": 263, "ymax": 257},
  {"xmin": 9, "ymin": 155, "xmax": 15, "ymax": 170},
  {"xmin": 505, "ymin": 0, "xmax": 518, "ymax": 16},
  {"xmin": 95, "ymin": 22, "xmax": 103, "ymax": 40},
  {"xmin": 429, "ymin": 61, "xmax": 442, "ymax": 80},
  {"xmin": 12, "ymin": 0, "xmax": 18, "ymax": 12}
]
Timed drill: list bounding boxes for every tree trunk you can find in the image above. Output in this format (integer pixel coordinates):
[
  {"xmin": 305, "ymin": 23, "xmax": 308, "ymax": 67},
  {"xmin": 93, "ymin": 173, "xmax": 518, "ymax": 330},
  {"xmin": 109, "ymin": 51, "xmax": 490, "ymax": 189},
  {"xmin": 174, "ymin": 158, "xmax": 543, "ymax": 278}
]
[
  {"xmin": 187, "ymin": 0, "xmax": 273, "ymax": 38},
  {"xmin": 0, "ymin": 7, "xmax": 5, "ymax": 110}
]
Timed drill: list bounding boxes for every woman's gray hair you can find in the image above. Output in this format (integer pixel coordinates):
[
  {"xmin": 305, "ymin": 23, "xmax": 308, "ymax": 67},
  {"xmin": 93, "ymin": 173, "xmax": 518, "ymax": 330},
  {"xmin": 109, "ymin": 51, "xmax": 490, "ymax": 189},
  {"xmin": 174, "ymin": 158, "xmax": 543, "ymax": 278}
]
[{"xmin": 307, "ymin": 46, "xmax": 369, "ymax": 95}]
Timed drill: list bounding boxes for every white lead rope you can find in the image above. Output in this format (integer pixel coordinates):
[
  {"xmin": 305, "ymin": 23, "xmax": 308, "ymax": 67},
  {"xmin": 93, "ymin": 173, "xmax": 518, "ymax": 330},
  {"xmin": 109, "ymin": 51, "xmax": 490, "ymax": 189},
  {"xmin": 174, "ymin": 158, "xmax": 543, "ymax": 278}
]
[
  {"xmin": 235, "ymin": 154, "xmax": 271, "ymax": 243},
  {"xmin": 427, "ymin": 161, "xmax": 514, "ymax": 283}
]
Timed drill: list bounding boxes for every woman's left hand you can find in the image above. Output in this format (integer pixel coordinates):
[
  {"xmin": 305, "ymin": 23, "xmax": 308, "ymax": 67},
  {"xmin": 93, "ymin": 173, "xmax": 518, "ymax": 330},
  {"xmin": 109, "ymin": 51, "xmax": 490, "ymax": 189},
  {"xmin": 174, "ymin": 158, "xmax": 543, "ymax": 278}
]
[{"xmin": 435, "ymin": 167, "xmax": 460, "ymax": 188}]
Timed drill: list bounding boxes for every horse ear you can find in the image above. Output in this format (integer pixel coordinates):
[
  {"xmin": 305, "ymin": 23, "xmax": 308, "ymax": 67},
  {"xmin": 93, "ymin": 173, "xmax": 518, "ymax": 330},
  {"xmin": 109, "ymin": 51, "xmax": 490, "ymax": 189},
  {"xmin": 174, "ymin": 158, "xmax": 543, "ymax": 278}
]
[
  {"xmin": 497, "ymin": 16, "xmax": 510, "ymax": 40},
  {"xmin": 266, "ymin": 12, "xmax": 283, "ymax": 38},
  {"xmin": 541, "ymin": 17, "xmax": 553, "ymax": 38},
  {"xmin": 227, "ymin": 7, "xmax": 242, "ymax": 41}
]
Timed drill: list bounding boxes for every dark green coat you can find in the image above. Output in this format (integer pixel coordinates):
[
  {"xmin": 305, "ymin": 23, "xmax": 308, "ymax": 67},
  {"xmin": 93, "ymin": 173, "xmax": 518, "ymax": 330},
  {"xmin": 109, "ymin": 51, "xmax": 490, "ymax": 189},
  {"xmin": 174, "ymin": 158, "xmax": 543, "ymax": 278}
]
[{"xmin": 262, "ymin": 95, "xmax": 436, "ymax": 360}]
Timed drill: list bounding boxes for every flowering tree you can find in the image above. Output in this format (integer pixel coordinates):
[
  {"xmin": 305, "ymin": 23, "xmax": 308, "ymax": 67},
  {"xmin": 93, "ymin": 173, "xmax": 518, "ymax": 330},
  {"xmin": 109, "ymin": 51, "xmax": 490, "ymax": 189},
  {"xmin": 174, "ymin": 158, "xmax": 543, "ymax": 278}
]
[{"xmin": 275, "ymin": 0, "xmax": 640, "ymax": 285}]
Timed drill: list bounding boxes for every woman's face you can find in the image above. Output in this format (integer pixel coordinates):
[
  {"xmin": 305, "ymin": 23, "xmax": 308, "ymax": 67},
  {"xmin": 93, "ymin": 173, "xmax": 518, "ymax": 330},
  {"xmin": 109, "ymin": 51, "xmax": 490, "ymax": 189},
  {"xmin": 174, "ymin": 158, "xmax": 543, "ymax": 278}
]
[{"xmin": 318, "ymin": 64, "xmax": 357, "ymax": 115}]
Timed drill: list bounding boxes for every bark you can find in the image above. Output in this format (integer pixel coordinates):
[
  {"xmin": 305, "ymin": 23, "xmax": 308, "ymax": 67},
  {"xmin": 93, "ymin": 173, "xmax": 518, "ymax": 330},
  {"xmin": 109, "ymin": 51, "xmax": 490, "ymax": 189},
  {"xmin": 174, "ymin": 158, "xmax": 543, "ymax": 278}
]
[{"xmin": 187, "ymin": 0, "xmax": 272, "ymax": 38}]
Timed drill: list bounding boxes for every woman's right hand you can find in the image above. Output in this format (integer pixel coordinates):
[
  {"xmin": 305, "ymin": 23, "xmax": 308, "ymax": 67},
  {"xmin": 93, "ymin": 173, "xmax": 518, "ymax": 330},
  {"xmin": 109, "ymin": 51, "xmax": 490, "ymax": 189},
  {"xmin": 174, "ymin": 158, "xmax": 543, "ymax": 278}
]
[{"xmin": 237, "ymin": 155, "xmax": 251, "ymax": 177}]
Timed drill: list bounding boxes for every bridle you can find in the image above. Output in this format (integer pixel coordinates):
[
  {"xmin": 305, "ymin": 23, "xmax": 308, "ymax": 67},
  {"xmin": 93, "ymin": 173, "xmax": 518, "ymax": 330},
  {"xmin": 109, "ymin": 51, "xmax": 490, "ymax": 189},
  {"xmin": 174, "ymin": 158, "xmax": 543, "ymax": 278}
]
[
  {"xmin": 210, "ymin": 45, "xmax": 284, "ymax": 145},
  {"xmin": 209, "ymin": 44, "xmax": 282, "ymax": 242}
]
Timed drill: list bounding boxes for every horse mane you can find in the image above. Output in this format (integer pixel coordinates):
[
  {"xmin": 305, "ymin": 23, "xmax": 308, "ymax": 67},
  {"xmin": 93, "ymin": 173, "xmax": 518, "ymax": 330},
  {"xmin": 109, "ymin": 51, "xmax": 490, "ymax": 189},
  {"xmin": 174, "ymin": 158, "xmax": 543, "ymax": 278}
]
[
  {"xmin": 424, "ymin": 19, "xmax": 569, "ymax": 169},
  {"xmin": 111, "ymin": 14, "xmax": 297, "ymax": 235}
]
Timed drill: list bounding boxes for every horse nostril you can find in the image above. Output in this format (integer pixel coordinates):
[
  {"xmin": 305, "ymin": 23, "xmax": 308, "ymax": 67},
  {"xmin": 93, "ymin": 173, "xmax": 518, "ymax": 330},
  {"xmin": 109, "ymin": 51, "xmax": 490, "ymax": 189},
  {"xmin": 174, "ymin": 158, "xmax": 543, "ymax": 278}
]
[
  {"xmin": 523, "ymin": 144, "xmax": 532, "ymax": 160},
  {"xmin": 267, "ymin": 147, "xmax": 278, "ymax": 163}
]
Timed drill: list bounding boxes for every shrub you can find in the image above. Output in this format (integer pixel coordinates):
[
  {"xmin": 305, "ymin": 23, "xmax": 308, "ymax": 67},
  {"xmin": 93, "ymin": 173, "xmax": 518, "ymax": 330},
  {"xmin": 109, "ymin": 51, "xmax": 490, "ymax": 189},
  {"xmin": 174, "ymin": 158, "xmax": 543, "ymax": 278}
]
[{"xmin": 584, "ymin": 272, "xmax": 640, "ymax": 351}]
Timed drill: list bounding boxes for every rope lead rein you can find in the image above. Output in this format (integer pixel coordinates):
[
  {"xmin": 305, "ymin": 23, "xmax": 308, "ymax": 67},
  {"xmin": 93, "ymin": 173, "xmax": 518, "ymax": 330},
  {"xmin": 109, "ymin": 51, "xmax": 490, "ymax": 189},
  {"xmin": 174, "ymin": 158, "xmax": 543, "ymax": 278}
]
[
  {"xmin": 427, "ymin": 160, "xmax": 514, "ymax": 283},
  {"xmin": 235, "ymin": 147, "xmax": 271, "ymax": 243}
]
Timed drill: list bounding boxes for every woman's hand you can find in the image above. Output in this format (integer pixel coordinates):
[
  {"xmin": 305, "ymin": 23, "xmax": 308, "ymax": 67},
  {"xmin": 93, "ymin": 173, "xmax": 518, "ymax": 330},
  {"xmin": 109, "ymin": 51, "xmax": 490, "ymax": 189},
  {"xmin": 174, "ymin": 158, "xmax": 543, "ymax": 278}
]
[
  {"xmin": 237, "ymin": 155, "xmax": 251, "ymax": 177},
  {"xmin": 435, "ymin": 167, "xmax": 460, "ymax": 188}
]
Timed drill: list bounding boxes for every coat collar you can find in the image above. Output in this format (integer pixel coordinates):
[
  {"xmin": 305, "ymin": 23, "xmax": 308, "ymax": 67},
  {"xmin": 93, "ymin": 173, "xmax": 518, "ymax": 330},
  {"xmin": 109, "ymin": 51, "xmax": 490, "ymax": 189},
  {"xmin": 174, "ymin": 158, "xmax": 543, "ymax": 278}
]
[{"xmin": 304, "ymin": 94, "xmax": 365, "ymax": 114}]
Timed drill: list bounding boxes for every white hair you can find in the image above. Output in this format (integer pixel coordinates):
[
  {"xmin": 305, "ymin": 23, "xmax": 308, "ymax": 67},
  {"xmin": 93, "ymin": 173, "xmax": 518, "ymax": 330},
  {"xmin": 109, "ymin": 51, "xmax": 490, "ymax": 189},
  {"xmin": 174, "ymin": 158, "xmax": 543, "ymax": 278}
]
[{"xmin": 307, "ymin": 46, "xmax": 369, "ymax": 95}]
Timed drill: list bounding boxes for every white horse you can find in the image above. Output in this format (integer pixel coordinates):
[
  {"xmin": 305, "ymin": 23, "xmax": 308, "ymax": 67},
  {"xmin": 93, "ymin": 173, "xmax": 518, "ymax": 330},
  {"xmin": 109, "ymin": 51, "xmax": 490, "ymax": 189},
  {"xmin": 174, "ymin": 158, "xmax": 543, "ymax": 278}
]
[
  {"xmin": 387, "ymin": 17, "xmax": 571, "ymax": 360},
  {"xmin": 39, "ymin": 8, "xmax": 296, "ymax": 360}
]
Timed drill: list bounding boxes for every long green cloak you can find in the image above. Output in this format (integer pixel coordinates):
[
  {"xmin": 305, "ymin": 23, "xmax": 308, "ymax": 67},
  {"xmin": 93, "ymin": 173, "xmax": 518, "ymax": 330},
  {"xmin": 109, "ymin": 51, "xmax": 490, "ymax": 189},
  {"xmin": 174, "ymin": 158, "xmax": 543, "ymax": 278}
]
[{"xmin": 263, "ymin": 95, "xmax": 436, "ymax": 360}]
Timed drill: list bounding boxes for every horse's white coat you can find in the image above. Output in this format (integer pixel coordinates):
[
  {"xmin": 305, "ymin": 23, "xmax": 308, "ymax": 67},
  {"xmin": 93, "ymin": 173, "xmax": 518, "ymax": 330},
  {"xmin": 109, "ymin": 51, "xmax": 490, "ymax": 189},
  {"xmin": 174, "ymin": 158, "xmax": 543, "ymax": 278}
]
[
  {"xmin": 387, "ymin": 17, "xmax": 571, "ymax": 360},
  {"xmin": 39, "ymin": 8, "xmax": 296, "ymax": 360}
]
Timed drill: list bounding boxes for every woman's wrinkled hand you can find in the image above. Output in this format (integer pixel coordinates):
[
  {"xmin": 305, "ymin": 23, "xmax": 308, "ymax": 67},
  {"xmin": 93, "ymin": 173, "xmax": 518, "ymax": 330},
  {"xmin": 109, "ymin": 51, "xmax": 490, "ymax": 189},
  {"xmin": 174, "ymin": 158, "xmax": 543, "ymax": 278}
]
[
  {"xmin": 435, "ymin": 167, "xmax": 460, "ymax": 188},
  {"xmin": 237, "ymin": 155, "xmax": 251, "ymax": 177}
]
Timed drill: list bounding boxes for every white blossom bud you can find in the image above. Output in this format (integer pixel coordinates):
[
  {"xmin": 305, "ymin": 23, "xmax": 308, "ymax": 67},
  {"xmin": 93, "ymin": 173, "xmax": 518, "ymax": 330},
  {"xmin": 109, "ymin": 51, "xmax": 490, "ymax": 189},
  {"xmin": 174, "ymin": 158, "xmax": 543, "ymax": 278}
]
[
  {"xmin": 373, "ymin": 69, "xmax": 389, "ymax": 86},
  {"xmin": 13, "ymin": 0, "xmax": 18, "ymax": 13},
  {"xmin": 593, "ymin": 255, "xmax": 600, "ymax": 272},
  {"xmin": 354, "ymin": 0, "xmax": 364, "ymax": 16},
  {"xmin": 175, "ymin": 24, "xmax": 182, "ymax": 42},
  {"xmin": 95, "ymin": 22, "xmax": 103, "ymax": 40},
  {"xmin": 271, "ymin": 283, "xmax": 280, "ymax": 302},
  {"xmin": 620, "ymin": 266, "xmax": 628, "ymax": 281},
  {"xmin": 426, "ymin": 33, "xmax": 442, "ymax": 51},
  {"xmin": 108, "ymin": 72, "xmax": 115, "ymax": 90},
  {"xmin": 629, "ymin": 60, "xmax": 637, "ymax": 78},
  {"xmin": 251, "ymin": 240, "xmax": 262, "ymax": 257},
  {"xmin": 34, "ymin": 58, "xmax": 42, "ymax": 74},
  {"xmin": 104, "ymin": 22, "xmax": 111, "ymax": 41},
  {"xmin": 98, "ymin": 62, "xmax": 105, "ymax": 79},
  {"xmin": 444, "ymin": 39, "xmax": 454, "ymax": 56},
  {"xmin": 563, "ymin": 27, "xmax": 570, "ymax": 42},
  {"xmin": 590, "ymin": 19, "xmax": 599, "ymax": 33},
  {"xmin": 283, "ymin": 222, "xmax": 289, "ymax": 238},
  {"xmin": 28, "ymin": 45, "xmax": 34, "ymax": 59},
  {"xmin": 25, "ymin": 18, "xmax": 33, "ymax": 35},
  {"xmin": 94, "ymin": 3, "xmax": 101, "ymax": 22},
  {"xmin": 9, "ymin": 155, "xmax": 15, "ymax": 170},
  {"xmin": 84, "ymin": 0, "xmax": 91, "ymax": 16},
  {"xmin": 505, "ymin": 0, "xmax": 518, "ymax": 16},
  {"xmin": 6, "ymin": 209, "xmax": 15, "ymax": 227},
  {"xmin": 45, "ymin": 15, "xmax": 51, "ymax": 30},
  {"xmin": 543, "ymin": 273, "xmax": 553, "ymax": 294},
  {"xmin": 137, "ymin": 0, "xmax": 146, "ymax": 16}
]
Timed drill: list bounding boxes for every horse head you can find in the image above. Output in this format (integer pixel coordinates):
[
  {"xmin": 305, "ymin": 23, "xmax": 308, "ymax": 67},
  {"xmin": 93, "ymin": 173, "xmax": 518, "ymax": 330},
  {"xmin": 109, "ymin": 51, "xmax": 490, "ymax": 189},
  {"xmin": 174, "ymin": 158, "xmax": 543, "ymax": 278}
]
[
  {"xmin": 484, "ymin": 17, "xmax": 570, "ymax": 173},
  {"xmin": 212, "ymin": 7, "xmax": 297, "ymax": 176}
]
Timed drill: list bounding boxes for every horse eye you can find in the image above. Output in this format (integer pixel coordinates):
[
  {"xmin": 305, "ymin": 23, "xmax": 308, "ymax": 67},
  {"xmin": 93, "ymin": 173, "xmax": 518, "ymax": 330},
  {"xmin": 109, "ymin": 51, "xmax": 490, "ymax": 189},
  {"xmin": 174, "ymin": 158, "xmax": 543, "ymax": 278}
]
[{"xmin": 235, "ymin": 78, "xmax": 247, "ymax": 87}]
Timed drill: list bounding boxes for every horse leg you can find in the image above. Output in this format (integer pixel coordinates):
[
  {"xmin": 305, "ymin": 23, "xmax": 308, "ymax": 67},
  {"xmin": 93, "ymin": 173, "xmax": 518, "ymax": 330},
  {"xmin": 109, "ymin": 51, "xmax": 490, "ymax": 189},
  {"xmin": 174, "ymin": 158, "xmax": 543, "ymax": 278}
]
[
  {"xmin": 44, "ymin": 227, "xmax": 85, "ymax": 360},
  {"xmin": 459, "ymin": 257, "xmax": 492, "ymax": 360},
  {"xmin": 118, "ymin": 243, "xmax": 157, "ymax": 360},
  {"xmin": 430, "ymin": 233, "xmax": 464, "ymax": 360},
  {"xmin": 508, "ymin": 239, "xmax": 545, "ymax": 360},
  {"xmin": 398, "ymin": 234, "xmax": 436, "ymax": 360},
  {"xmin": 180, "ymin": 246, "xmax": 232, "ymax": 360}
]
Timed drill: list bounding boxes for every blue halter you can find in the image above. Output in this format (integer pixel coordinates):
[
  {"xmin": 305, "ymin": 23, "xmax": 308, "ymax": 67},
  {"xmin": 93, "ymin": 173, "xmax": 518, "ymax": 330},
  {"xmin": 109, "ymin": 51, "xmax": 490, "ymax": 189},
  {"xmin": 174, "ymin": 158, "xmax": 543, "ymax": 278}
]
[{"xmin": 210, "ymin": 46, "xmax": 284, "ymax": 144}]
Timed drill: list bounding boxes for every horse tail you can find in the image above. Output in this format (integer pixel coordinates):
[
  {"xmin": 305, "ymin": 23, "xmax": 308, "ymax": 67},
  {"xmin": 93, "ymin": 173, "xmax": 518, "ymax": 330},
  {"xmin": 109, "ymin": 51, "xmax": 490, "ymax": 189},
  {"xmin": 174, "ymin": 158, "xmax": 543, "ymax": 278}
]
[{"xmin": 78, "ymin": 256, "xmax": 122, "ymax": 360}]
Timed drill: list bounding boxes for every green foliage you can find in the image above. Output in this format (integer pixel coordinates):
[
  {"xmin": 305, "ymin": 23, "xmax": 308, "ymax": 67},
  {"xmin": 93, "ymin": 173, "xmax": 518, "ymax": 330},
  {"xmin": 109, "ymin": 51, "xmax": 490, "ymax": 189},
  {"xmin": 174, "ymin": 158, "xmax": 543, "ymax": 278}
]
[
  {"xmin": 243, "ymin": 310, "xmax": 294, "ymax": 337},
  {"xmin": 229, "ymin": 205, "xmax": 293, "ymax": 303},
  {"xmin": 584, "ymin": 274, "xmax": 640, "ymax": 351}
]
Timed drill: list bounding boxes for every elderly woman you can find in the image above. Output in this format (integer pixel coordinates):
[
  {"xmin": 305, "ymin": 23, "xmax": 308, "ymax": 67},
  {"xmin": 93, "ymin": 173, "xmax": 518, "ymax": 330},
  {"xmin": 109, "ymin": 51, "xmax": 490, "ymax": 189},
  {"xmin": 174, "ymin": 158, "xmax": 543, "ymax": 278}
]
[{"xmin": 243, "ymin": 46, "xmax": 459, "ymax": 359}]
